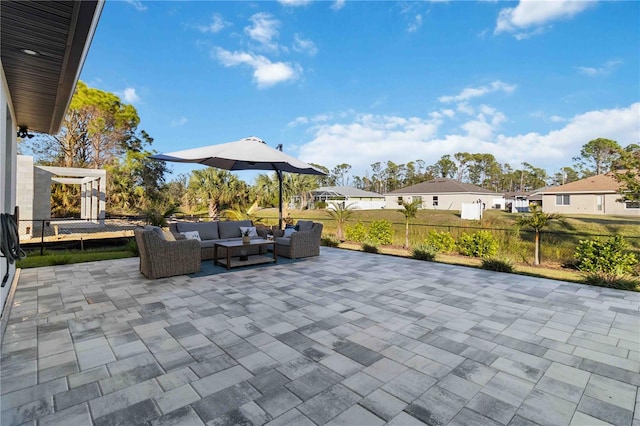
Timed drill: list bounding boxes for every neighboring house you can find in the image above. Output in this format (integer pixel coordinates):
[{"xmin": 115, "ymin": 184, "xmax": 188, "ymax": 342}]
[
  {"xmin": 1, "ymin": 1, "xmax": 104, "ymax": 319},
  {"xmin": 541, "ymin": 173, "xmax": 639, "ymax": 216},
  {"xmin": 311, "ymin": 186, "xmax": 385, "ymax": 210},
  {"xmin": 385, "ymin": 178, "xmax": 504, "ymax": 210},
  {"xmin": 504, "ymin": 186, "xmax": 551, "ymax": 213}
]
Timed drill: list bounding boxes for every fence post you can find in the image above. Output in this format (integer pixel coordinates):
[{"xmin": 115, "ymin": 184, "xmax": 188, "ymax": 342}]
[{"xmin": 40, "ymin": 220, "xmax": 45, "ymax": 256}]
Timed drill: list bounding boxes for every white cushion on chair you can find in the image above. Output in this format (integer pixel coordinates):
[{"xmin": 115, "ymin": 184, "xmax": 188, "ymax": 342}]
[{"xmin": 283, "ymin": 228, "xmax": 297, "ymax": 238}]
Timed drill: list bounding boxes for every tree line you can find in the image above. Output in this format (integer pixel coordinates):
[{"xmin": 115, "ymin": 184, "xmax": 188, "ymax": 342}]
[{"xmin": 19, "ymin": 82, "xmax": 640, "ymax": 218}]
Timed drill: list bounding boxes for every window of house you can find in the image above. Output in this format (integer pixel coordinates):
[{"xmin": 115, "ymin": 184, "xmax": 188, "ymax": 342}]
[
  {"xmin": 397, "ymin": 196, "xmax": 403, "ymax": 204},
  {"xmin": 432, "ymin": 196, "xmax": 438, "ymax": 206},
  {"xmin": 625, "ymin": 201, "xmax": 640, "ymax": 209},
  {"xmin": 555, "ymin": 195, "xmax": 570, "ymax": 205},
  {"xmin": 414, "ymin": 196, "xmax": 422, "ymax": 206}
]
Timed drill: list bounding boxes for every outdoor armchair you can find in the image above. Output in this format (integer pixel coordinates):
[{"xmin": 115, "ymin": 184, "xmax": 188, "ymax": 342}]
[
  {"xmin": 134, "ymin": 228, "xmax": 201, "ymax": 279},
  {"xmin": 275, "ymin": 221, "xmax": 323, "ymax": 259}
]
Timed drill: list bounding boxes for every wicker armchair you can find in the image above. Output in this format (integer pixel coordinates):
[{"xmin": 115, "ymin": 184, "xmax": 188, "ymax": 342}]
[
  {"xmin": 134, "ymin": 229, "xmax": 201, "ymax": 279},
  {"xmin": 275, "ymin": 222, "xmax": 323, "ymax": 259}
]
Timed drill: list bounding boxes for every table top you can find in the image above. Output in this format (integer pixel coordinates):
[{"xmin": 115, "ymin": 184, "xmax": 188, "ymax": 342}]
[{"xmin": 213, "ymin": 238, "xmax": 274, "ymax": 248}]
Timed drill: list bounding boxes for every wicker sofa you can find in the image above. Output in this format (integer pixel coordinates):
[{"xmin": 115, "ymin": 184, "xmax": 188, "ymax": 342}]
[
  {"xmin": 134, "ymin": 228, "xmax": 201, "ymax": 279},
  {"xmin": 168, "ymin": 220, "xmax": 266, "ymax": 260},
  {"xmin": 275, "ymin": 220, "xmax": 323, "ymax": 259}
]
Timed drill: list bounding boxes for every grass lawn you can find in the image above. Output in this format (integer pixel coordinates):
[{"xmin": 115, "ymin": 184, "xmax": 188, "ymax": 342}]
[{"xmin": 17, "ymin": 246, "xmax": 135, "ymax": 268}]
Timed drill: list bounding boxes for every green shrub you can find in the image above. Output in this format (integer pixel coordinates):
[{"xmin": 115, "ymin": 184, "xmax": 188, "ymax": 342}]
[
  {"xmin": 367, "ymin": 220, "xmax": 393, "ymax": 245},
  {"xmin": 321, "ymin": 235, "xmax": 340, "ymax": 247},
  {"xmin": 345, "ymin": 221, "xmax": 367, "ymax": 243},
  {"xmin": 574, "ymin": 236, "xmax": 638, "ymax": 289},
  {"xmin": 362, "ymin": 241, "xmax": 379, "ymax": 253},
  {"xmin": 575, "ymin": 236, "xmax": 638, "ymax": 276},
  {"xmin": 457, "ymin": 230, "xmax": 499, "ymax": 258},
  {"xmin": 127, "ymin": 238, "xmax": 139, "ymax": 256},
  {"xmin": 412, "ymin": 243, "xmax": 438, "ymax": 261},
  {"xmin": 425, "ymin": 230, "xmax": 456, "ymax": 253},
  {"xmin": 581, "ymin": 272, "xmax": 639, "ymax": 291},
  {"xmin": 481, "ymin": 258, "xmax": 514, "ymax": 273},
  {"xmin": 315, "ymin": 200, "xmax": 327, "ymax": 209}
]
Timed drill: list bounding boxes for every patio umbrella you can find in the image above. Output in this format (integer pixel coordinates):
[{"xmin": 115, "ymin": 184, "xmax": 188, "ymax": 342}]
[{"xmin": 149, "ymin": 136, "xmax": 326, "ymax": 228}]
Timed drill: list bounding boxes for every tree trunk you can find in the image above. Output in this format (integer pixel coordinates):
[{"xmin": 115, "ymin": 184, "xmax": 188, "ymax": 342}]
[
  {"xmin": 534, "ymin": 231, "xmax": 540, "ymax": 265},
  {"xmin": 405, "ymin": 221, "xmax": 409, "ymax": 248}
]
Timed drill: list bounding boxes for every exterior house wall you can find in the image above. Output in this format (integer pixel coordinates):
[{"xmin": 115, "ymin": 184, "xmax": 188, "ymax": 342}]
[
  {"xmin": 1, "ymin": 62, "xmax": 17, "ymax": 318},
  {"xmin": 385, "ymin": 193, "xmax": 499, "ymax": 211},
  {"xmin": 542, "ymin": 193, "xmax": 640, "ymax": 216}
]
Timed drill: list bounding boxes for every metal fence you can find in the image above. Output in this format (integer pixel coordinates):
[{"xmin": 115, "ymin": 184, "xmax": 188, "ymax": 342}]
[{"xmin": 18, "ymin": 215, "xmax": 640, "ymax": 264}]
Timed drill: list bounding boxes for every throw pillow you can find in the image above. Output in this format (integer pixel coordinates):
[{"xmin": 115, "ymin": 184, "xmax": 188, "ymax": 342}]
[
  {"xmin": 239, "ymin": 226, "xmax": 258, "ymax": 237},
  {"xmin": 283, "ymin": 228, "xmax": 297, "ymax": 238},
  {"xmin": 180, "ymin": 230, "xmax": 201, "ymax": 241}
]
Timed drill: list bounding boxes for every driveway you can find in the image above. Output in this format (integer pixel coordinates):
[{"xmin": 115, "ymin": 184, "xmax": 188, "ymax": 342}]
[{"xmin": 1, "ymin": 247, "xmax": 639, "ymax": 425}]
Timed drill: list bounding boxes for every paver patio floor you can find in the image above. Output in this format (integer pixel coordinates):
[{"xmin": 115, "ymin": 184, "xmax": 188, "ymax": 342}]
[{"xmin": 1, "ymin": 247, "xmax": 639, "ymax": 426}]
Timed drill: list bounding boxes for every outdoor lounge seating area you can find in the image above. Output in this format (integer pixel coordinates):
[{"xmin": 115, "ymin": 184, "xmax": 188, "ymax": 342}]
[
  {"xmin": 133, "ymin": 220, "xmax": 323, "ymax": 279},
  {"xmin": 1, "ymin": 247, "xmax": 638, "ymax": 426}
]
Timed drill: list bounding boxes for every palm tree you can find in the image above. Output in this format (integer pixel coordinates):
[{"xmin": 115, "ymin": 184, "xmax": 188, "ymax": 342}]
[
  {"xmin": 254, "ymin": 173, "xmax": 276, "ymax": 207},
  {"xmin": 516, "ymin": 205, "xmax": 563, "ymax": 265},
  {"xmin": 187, "ymin": 168, "xmax": 237, "ymax": 219},
  {"xmin": 326, "ymin": 202, "xmax": 355, "ymax": 241},
  {"xmin": 398, "ymin": 200, "xmax": 421, "ymax": 248}
]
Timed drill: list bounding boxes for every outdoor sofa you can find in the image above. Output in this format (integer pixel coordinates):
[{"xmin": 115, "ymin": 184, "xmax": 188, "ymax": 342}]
[
  {"xmin": 168, "ymin": 220, "xmax": 266, "ymax": 260},
  {"xmin": 134, "ymin": 227, "xmax": 201, "ymax": 279}
]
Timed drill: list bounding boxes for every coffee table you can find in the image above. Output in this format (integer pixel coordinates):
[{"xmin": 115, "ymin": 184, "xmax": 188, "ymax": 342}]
[{"xmin": 213, "ymin": 239, "xmax": 277, "ymax": 270}]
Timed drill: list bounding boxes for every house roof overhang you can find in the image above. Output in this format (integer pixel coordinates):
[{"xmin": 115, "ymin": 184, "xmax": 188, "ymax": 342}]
[{"xmin": 1, "ymin": 0, "xmax": 104, "ymax": 134}]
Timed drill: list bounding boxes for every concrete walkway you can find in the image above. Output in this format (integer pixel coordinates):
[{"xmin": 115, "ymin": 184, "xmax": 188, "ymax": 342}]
[{"xmin": 1, "ymin": 247, "xmax": 639, "ymax": 425}]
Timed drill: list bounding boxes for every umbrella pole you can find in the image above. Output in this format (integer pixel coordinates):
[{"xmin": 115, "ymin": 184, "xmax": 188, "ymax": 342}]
[{"xmin": 277, "ymin": 170, "xmax": 283, "ymax": 230}]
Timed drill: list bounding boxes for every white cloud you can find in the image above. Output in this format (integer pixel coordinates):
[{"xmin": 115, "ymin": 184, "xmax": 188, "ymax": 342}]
[
  {"xmin": 439, "ymin": 81, "xmax": 516, "ymax": 103},
  {"xmin": 171, "ymin": 117, "xmax": 188, "ymax": 127},
  {"xmin": 331, "ymin": 0, "xmax": 346, "ymax": 11},
  {"xmin": 125, "ymin": 0, "xmax": 147, "ymax": 12},
  {"xmin": 408, "ymin": 15, "xmax": 423, "ymax": 33},
  {"xmin": 578, "ymin": 59, "xmax": 622, "ymax": 76},
  {"xmin": 121, "ymin": 87, "xmax": 140, "ymax": 103},
  {"xmin": 198, "ymin": 14, "xmax": 229, "ymax": 33},
  {"xmin": 245, "ymin": 13, "xmax": 280, "ymax": 51},
  {"xmin": 550, "ymin": 115, "xmax": 565, "ymax": 123},
  {"xmin": 293, "ymin": 34, "xmax": 318, "ymax": 56},
  {"xmin": 213, "ymin": 47, "xmax": 301, "ymax": 88},
  {"xmin": 288, "ymin": 113, "xmax": 334, "ymax": 127},
  {"xmin": 279, "ymin": 0, "xmax": 313, "ymax": 6},
  {"xmin": 495, "ymin": 0, "xmax": 596, "ymax": 38},
  {"xmin": 296, "ymin": 103, "xmax": 639, "ymax": 178}
]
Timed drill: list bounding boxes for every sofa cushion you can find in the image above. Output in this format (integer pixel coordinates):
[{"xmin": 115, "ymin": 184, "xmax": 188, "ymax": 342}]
[
  {"xmin": 275, "ymin": 237, "xmax": 291, "ymax": 246},
  {"xmin": 218, "ymin": 220, "xmax": 252, "ymax": 239},
  {"xmin": 177, "ymin": 222, "xmax": 219, "ymax": 240},
  {"xmin": 144, "ymin": 225, "xmax": 167, "ymax": 241},
  {"xmin": 180, "ymin": 230, "xmax": 201, "ymax": 241},
  {"xmin": 239, "ymin": 226, "xmax": 258, "ymax": 237},
  {"xmin": 296, "ymin": 221, "xmax": 314, "ymax": 232},
  {"xmin": 283, "ymin": 228, "xmax": 297, "ymax": 238}
]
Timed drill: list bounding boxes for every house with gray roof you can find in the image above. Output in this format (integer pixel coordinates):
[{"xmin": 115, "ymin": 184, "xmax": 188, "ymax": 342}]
[
  {"xmin": 385, "ymin": 178, "xmax": 504, "ymax": 211},
  {"xmin": 311, "ymin": 186, "xmax": 385, "ymax": 210}
]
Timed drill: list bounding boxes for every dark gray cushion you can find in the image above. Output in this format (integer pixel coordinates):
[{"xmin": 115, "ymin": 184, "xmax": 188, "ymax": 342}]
[
  {"xmin": 296, "ymin": 220, "xmax": 314, "ymax": 232},
  {"xmin": 275, "ymin": 237, "xmax": 291, "ymax": 246},
  {"xmin": 218, "ymin": 220, "xmax": 252, "ymax": 239},
  {"xmin": 177, "ymin": 222, "xmax": 219, "ymax": 240}
]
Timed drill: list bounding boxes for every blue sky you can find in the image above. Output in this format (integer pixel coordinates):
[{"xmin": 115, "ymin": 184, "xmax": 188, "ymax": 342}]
[{"xmin": 80, "ymin": 0, "xmax": 640, "ymax": 182}]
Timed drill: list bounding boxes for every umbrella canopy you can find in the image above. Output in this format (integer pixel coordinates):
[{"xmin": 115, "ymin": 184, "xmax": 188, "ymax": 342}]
[{"xmin": 149, "ymin": 136, "xmax": 326, "ymax": 227}]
